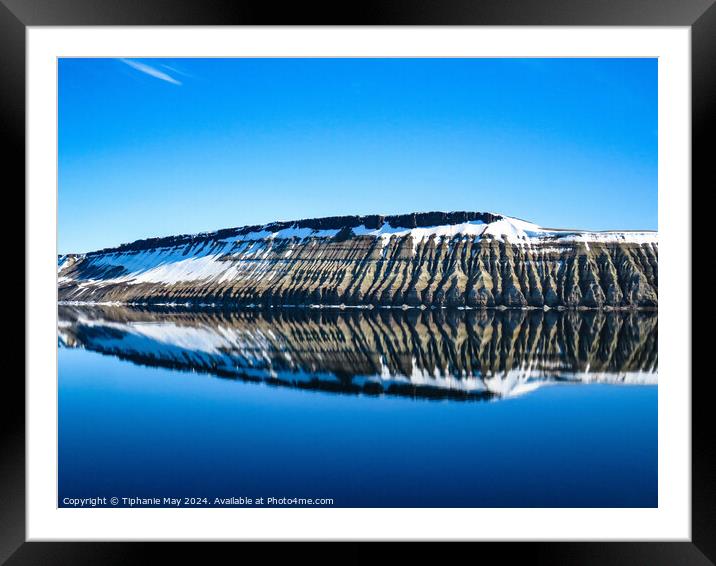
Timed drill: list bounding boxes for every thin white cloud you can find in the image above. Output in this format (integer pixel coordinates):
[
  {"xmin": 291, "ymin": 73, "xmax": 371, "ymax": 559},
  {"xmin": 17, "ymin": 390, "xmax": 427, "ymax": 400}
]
[
  {"xmin": 160, "ymin": 64, "xmax": 194, "ymax": 78},
  {"xmin": 119, "ymin": 58, "xmax": 182, "ymax": 85}
]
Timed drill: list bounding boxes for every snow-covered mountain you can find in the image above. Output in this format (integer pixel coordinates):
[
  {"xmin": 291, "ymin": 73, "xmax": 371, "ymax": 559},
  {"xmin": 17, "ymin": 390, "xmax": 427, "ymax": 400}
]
[
  {"xmin": 58, "ymin": 211, "xmax": 658, "ymax": 309},
  {"xmin": 59, "ymin": 305, "xmax": 658, "ymax": 401}
]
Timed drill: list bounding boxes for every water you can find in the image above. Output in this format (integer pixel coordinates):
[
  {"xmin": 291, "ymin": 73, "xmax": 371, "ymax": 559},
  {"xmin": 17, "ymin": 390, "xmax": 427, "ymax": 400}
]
[{"xmin": 58, "ymin": 306, "xmax": 658, "ymax": 508}]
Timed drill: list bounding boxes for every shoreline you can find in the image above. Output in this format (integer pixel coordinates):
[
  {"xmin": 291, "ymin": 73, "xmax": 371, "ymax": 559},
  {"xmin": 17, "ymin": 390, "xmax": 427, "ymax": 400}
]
[{"xmin": 57, "ymin": 300, "xmax": 658, "ymax": 312}]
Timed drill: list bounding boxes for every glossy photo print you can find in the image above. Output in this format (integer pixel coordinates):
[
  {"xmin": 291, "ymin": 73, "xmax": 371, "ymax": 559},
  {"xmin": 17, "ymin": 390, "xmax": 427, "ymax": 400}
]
[{"xmin": 58, "ymin": 57, "xmax": 658, "ymax": 508}]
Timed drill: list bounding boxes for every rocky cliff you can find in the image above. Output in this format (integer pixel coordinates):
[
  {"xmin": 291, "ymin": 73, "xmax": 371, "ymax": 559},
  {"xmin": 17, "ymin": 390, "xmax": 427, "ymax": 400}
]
[{"xmin": 58, "ymin": 211, "xmax": 658, "ymax": 309}]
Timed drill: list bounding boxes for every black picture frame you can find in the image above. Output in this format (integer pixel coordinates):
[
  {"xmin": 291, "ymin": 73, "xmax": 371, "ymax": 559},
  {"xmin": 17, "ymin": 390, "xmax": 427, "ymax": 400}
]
[{"xmin": 4, "ymin": 0, "xmax": 710, "ymax": 562}]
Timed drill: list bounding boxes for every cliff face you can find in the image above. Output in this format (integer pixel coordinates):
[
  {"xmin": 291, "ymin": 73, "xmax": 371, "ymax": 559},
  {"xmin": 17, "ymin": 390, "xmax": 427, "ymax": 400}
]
[
  {"xmin": 59, "ymin": 306, "xmax": 657, "ymax": 400},
  {"xmin": 58, "ymin": 211, "xmax": 658, "ymax": 309}
]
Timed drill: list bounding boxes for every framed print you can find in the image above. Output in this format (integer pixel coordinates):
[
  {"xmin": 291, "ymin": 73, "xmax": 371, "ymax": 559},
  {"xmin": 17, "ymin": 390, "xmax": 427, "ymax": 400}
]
[{"xmin": 5, "ymin": 0, "xmax": 711, "ymax": 562}]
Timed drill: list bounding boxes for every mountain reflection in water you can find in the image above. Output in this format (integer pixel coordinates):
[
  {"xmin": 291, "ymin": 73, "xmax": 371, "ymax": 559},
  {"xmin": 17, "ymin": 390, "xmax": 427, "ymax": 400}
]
[{"xmin": 58, "ymin": 306, "xmax": 657, "ymax": 401}]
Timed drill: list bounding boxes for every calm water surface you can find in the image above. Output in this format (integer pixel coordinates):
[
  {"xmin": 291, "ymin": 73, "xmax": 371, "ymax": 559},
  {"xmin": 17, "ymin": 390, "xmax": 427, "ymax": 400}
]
[{"xmin": 58, "ymin": 306, "xmax": 657, "ymax": 507}]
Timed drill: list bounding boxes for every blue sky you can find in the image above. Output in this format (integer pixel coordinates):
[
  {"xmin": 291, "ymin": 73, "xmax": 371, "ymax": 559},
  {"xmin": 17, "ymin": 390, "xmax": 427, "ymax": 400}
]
[{"xmin": 59, "ymin": 58, "xmax": 657, "ymax": 253}]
